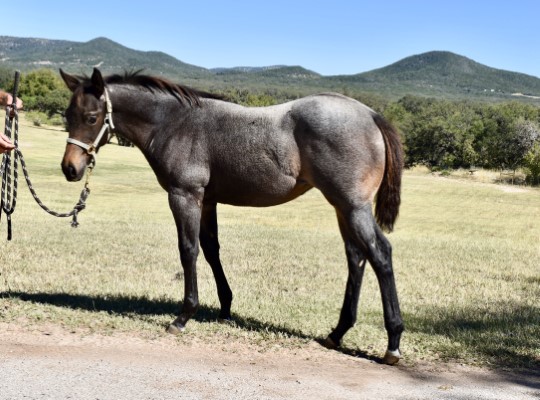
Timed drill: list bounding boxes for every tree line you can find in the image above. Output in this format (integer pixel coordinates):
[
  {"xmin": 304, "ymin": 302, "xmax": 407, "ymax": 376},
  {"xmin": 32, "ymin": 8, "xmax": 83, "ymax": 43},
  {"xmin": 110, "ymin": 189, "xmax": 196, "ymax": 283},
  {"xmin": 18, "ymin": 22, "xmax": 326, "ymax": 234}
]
[
  {"xmin": 383, "ymin": 96, "xmax": 540, "ymax": 184},
  {"xmin": 3, "ymin": 68, "xmax": 540, "ymax": 184}
]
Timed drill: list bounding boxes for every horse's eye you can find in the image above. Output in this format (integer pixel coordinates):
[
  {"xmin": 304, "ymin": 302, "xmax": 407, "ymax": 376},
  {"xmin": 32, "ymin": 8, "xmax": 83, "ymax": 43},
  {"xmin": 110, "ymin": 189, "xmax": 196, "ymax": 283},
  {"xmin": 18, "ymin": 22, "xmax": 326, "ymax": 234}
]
[{"xmin": 87, "ymin": 115, "xmax": 98, "ymax": 125}]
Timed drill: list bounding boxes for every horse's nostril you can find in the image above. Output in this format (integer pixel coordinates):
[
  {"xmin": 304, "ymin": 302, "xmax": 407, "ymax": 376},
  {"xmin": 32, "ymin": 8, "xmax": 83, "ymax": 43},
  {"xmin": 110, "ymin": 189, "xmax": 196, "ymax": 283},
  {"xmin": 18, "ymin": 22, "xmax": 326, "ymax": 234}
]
[{"xmin": 62, "ymin": 163, "xmax": 79, "ymax": 181}]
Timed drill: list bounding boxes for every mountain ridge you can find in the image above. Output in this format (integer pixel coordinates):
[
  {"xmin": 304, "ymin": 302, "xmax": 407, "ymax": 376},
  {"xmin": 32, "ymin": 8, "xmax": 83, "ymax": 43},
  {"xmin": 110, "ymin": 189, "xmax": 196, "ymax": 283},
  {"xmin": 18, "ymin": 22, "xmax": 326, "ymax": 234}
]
[
  {"xmin": 1, "ymin": 36, "xmax": 539, "ymax": 102},
  {"xmin": 354, "ymin": 51, "xmax": 540, "ymax": 96}
]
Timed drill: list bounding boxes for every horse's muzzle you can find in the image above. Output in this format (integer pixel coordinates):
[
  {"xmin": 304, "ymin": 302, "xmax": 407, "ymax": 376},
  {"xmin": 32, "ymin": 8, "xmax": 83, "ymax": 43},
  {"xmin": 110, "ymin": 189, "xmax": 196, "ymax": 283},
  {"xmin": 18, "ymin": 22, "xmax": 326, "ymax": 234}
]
[
  {"xmin": 61, "ymin": 145, "xmax": 88, "ymax": 182},
  {"xmin": 62, "ymin": 162, "xmax": 84, "ymax": 182}
]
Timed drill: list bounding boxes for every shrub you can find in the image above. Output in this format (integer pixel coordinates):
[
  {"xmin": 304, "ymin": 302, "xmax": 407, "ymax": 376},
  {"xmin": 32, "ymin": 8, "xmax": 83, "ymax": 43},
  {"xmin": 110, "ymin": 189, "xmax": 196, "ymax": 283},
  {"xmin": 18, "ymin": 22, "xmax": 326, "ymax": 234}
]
[
  {"xmin": 18, "ymin": 70, "xmax": 70, "ymax": 116},
  {"xmin": 523, "ymin": 142, "xmax": 540, "ymax": 185}
]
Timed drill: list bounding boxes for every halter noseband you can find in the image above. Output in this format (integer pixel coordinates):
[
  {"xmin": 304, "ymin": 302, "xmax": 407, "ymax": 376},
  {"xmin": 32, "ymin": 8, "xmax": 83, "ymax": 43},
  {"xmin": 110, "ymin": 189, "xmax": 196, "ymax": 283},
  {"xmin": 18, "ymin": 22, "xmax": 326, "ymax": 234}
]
[{"xmin": 66, "ymin": 87, "xmax": 115, "ymax": 159}]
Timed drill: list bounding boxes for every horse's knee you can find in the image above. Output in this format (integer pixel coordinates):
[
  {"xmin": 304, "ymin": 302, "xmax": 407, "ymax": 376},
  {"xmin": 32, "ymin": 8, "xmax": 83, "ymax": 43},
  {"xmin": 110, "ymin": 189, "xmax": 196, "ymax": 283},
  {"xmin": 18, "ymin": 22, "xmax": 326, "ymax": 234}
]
[{"xmin": 180, "ymin": 244, "xmax": 199, "ymax": 266}]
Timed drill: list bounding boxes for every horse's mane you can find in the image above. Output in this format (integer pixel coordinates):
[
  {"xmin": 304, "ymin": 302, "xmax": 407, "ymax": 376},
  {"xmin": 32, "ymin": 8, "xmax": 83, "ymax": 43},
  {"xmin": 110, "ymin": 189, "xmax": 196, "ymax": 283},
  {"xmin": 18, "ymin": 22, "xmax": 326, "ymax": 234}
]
[{"xmin": 81, "ymin": 70, "xmax": 224, "ymax": 106}]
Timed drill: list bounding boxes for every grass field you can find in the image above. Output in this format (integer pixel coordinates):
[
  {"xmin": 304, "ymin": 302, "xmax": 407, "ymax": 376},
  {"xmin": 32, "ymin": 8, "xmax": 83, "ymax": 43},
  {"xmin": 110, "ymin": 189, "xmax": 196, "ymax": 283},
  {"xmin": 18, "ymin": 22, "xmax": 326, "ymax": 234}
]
[{"xmin": 1, "ymin": 114, "xmax": 538, "ymax": 370}]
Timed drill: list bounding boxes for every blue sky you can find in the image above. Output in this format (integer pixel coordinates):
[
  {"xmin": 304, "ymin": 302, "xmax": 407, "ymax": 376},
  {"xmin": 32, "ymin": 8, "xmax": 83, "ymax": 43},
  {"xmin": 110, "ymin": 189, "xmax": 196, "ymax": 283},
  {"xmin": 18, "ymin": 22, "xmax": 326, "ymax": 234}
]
[{"xmin": 4, "ymin": 1, "xmax": 540, "ymax": 77}]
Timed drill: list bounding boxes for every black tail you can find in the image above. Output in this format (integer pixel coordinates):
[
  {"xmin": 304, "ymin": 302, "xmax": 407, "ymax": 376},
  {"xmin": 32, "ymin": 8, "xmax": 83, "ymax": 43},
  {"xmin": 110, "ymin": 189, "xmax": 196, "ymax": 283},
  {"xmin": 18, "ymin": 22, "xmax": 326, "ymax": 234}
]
[{"xmin": 372, "ymin": 114, "xmax": 404, "ymax": 232}]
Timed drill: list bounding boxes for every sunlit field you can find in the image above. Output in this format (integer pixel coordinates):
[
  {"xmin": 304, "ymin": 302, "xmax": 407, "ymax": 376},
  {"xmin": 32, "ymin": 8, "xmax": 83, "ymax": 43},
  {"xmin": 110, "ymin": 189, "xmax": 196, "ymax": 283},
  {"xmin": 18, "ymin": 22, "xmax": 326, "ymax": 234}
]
[{"xmin": 1, "ymin": 114, "xmax": 538, "ymax": 370}]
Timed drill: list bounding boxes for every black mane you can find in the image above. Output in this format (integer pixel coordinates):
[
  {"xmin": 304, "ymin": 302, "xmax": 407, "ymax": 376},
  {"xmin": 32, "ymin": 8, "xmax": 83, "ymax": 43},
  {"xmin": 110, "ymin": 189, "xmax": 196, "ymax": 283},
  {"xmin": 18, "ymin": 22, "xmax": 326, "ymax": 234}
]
[{"xmin": 80, "ymin": 70, "xmax": 223, "ymax": 106}]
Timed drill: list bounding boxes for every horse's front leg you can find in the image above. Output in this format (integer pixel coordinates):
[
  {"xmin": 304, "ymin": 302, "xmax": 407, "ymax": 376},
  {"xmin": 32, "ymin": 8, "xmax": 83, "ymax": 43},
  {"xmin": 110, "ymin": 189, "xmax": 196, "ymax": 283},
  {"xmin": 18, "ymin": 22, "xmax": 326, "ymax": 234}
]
[{"xmin": 166, "ymin": 187, "xmax": 203, "ymax": 334}]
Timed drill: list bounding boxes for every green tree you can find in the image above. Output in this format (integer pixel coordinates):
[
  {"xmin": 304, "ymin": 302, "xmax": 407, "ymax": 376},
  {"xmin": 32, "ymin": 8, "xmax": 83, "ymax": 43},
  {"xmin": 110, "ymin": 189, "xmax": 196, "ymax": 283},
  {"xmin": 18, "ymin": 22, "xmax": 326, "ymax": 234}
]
[
  {"xmin": 398, "ymin": 97, "xmax": 481, "ymax": 169},
  {"xmin": 392, "ymin": 96, "xmax": 540, "ymax": 172},
  {"xmin": 18, "ymin": 69, "xmax": 71, "ymax": 116},
  {"xmin": 480, "ymin": 104, "xmax": 540, "ymax": 170},
  {"xmin": 523, "ymin": 141, "xmax": 540, "ymax": 185},
  {"xmin": 33, "ymin": 89, "xmax": 71, "ymax": 117},
  {"xmin": 0, "ymin": 67, "xmax": 14, "ymax": 91}
]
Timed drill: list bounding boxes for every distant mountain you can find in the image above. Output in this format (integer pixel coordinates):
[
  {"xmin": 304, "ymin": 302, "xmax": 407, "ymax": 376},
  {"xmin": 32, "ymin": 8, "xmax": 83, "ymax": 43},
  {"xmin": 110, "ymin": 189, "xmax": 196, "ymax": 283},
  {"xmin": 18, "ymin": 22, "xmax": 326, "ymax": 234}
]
[
  {"xmin": 212, "ymin": 65, "xmax": 319, "ymax": 77},
  {"xmin": 0, "ymin": 36, "xmax": 211, "ymax": 80},
  {"xmin": 330, "ymin": 51, "xmax": 540, "ymax": 99},
  {"xmin": 211, "ymin": 65, "xmax": 322, "ymax": 88},
  {"xmin": 211, "ymin": 65, "xmax": 288, "ymax": 73},
  {"xmin": 1, "ymin": 36, "xmax": 540, "ymax": 103}
]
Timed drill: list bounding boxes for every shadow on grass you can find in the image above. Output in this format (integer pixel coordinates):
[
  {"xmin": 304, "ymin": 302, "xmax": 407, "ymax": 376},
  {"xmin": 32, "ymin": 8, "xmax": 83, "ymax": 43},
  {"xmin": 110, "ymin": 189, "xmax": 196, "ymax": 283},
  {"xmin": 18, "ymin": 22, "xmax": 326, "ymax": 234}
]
[
  {"xmin": 405, "ymin": 302, "xmax": 540, "ymax": 372},
  {"xmin": 1, "ymin": 290, "xmax": 384, "ymax": 361}
]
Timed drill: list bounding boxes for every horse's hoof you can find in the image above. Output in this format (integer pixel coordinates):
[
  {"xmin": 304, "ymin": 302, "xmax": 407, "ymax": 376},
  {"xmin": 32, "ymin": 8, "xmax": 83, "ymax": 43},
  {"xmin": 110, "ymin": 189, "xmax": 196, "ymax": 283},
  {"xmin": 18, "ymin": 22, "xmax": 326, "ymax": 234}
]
[
  {"xmin": 320, "ymin": 336, "xmax": 338, "ymax": 350},
  {"xmin": 218, "ymin": 317, "xmax": 233, "ymax": 325},
  {"xmin": 383, "ymin": 349, "xmax": 401, "ymax": 365},
  {"xmin": 167, "ymin": 323, "xmax": 185, "ymax": 335}
]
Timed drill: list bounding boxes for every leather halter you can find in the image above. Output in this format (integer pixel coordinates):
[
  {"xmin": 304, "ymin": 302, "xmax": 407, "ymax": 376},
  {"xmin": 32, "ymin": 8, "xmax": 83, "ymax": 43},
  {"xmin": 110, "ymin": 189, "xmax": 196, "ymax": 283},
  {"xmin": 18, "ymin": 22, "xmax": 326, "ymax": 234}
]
[{"xmin": 66, "ymin": 87, "xmax": 115, "ymax": 159}]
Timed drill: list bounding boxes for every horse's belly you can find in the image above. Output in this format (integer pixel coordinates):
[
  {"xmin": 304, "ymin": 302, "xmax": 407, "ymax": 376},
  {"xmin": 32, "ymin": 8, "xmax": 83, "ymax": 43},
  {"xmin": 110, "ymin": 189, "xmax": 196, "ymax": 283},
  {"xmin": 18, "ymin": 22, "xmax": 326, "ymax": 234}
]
[{"xmin": 210, "ymin": 176, "xmax": 312, "ymax": 207}]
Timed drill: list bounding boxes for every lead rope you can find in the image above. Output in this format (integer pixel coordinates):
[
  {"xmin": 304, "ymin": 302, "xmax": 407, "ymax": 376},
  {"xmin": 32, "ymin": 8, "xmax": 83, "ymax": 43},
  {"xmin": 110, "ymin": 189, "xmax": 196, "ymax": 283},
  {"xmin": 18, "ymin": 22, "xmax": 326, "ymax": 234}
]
[{"xmin": 0, "ymin": 71, "xmax": 92, "ymax": 241}]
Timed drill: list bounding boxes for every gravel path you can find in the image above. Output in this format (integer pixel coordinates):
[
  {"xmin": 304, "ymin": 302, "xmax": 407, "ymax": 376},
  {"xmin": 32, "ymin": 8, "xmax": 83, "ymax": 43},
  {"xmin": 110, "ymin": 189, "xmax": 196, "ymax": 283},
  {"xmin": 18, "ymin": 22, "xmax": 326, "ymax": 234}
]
[{"xmin": 0, "ymin": 323, "xmax": 538, "ymax": 399}]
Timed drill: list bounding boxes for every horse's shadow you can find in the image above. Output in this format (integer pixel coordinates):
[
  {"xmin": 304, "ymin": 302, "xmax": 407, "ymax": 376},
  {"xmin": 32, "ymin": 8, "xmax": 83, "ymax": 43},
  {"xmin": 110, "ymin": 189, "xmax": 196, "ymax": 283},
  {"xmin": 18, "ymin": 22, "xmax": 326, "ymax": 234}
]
[{"xmin": 0, "ymin": 291, "xmax": 382, "ymax": 363}]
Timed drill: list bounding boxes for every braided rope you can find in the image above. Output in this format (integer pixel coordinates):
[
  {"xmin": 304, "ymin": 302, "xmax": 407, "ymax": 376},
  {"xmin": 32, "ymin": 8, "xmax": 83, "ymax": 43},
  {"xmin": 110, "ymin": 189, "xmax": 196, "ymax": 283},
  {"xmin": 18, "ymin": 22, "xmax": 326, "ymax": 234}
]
[
  {"xmin": 1, "ymin": 107, "xmax": 18, "ymax": 239},
  {"xmin": 1, "ymin": 108, "xmax": 92, "ymax": 240}
]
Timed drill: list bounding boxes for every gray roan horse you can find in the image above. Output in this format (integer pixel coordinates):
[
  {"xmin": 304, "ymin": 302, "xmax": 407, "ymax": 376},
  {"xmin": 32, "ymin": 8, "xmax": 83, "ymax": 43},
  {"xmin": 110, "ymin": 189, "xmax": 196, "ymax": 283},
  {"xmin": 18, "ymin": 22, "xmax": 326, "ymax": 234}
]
[{"xmin": 59, "ymin": 68, "xmax": 404, "ymax": 365}]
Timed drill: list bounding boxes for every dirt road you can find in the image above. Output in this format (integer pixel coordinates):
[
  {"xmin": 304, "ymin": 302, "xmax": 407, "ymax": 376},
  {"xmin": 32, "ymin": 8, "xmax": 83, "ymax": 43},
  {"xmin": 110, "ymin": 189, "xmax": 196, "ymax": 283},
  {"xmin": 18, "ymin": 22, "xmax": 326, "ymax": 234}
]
[{"xmin": 0, "ymin": 323, "xmax": 538, "ymax": 399}]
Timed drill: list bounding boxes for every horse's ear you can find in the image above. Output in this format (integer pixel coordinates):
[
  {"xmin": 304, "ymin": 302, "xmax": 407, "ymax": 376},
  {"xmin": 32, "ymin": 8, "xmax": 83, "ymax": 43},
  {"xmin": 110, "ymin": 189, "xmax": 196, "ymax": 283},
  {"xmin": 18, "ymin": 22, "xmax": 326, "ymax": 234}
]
[
  {"xmin": 59, "ymin": 69, "xmax": 80, "ymax": 92},
  {"xmin": 91, "ymin": 68, "xmax": 105, "ymax": 97}
]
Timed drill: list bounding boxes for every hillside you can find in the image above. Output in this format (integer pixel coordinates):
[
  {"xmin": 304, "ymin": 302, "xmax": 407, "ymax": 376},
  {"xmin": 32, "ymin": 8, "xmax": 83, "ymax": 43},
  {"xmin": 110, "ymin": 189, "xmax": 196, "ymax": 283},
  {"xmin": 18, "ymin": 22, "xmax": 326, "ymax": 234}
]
[
  {"xmin": 1, "ymin": 36, "xmax": 540, "ymax": 103},
  {"xmin": 331, "ymin": 51, "xmax": 540, "ymax": 100},
  {"xmin": 0, "ymin": 36, "xmax": 211, "ymax": 80}
]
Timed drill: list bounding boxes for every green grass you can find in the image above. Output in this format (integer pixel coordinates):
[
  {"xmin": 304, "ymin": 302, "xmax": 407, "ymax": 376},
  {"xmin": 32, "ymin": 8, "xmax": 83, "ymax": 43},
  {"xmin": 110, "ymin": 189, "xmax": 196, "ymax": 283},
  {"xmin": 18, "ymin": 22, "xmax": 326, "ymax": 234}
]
[{"xmin": 1, "ymin": 114, "xmax": 539, "ymax": 370}]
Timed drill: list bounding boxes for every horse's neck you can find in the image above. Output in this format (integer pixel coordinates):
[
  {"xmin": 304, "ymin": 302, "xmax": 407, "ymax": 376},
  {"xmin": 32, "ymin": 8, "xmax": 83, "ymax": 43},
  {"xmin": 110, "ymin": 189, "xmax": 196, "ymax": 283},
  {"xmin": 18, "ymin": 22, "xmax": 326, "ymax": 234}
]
[{"xmin": 108, "ymin": 86, "xmax": 158, "ymax": 150}]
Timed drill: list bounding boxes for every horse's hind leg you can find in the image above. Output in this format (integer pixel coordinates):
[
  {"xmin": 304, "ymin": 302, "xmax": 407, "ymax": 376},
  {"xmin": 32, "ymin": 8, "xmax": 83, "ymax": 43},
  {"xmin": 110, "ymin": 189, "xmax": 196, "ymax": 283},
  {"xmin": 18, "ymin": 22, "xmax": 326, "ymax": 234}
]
[
  {"xmin": 200, "ymin": 202, "xmax": 233, "ymax": 320},
  {"xmin": 323, "ymin": 218, "xmax": 367, "ymax": 349},
  {"xmin": 334, "ymin": 204, "xmax": 404, "ymax": 365}
]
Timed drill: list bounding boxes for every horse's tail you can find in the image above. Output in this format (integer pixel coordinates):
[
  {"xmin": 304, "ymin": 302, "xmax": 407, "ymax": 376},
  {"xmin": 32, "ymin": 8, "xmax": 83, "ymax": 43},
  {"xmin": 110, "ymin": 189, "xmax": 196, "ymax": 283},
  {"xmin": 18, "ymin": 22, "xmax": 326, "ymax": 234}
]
[{"xmin": 372, "ymin": 113, "xmax": 404, "ymax": 232}]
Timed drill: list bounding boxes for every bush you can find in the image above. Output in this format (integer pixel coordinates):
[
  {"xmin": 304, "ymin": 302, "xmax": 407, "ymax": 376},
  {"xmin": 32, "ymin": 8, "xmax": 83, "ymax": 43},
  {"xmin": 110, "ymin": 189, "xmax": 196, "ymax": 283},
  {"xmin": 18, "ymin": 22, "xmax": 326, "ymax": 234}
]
[
  {"xmin": 26, "ymin": 111, "xmax": 63, "ymax": 127},
  {"xmin": 18, "ymin": 70, "xmax": 71, "ymax": 116},
  {"xmin": 524, "ymin": 142, "xmax": 540, "ymax": 185},
  {"xmin": 25, "ymin": 111, "xmax": 46, "ymax": 127}
]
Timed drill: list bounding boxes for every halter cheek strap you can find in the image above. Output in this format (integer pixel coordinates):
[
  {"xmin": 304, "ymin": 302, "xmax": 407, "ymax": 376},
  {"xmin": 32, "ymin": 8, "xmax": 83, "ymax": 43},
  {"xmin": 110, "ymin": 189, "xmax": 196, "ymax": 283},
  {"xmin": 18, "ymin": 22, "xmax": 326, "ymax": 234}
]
[{"xmin": 66, "ymin": 87, "xmax": 115, "ymax": 158}]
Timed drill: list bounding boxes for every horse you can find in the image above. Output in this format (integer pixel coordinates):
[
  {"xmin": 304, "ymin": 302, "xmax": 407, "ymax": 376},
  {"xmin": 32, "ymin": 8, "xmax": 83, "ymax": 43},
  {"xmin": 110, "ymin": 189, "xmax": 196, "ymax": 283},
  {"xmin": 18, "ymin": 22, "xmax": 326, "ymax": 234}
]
[{"xmin": 59, "ymin": 68, "xmax": 404, "ymax": 365}]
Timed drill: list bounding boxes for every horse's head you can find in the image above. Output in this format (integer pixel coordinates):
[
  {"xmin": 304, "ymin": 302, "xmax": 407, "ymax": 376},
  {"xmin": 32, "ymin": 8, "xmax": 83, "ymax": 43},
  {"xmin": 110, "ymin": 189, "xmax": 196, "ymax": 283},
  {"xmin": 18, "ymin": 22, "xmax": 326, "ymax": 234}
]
[{"xmin": 60, "ymin": 68, "xmax": 111, "ymax": 182}]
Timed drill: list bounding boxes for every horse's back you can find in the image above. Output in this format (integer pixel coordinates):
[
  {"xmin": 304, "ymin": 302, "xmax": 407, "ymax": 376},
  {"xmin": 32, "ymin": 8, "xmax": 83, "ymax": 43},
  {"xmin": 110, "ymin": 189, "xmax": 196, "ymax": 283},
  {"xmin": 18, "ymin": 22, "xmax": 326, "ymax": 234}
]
[{"xmin": 290, "ymin": 93, "xmax": 379, "ymax": 137}]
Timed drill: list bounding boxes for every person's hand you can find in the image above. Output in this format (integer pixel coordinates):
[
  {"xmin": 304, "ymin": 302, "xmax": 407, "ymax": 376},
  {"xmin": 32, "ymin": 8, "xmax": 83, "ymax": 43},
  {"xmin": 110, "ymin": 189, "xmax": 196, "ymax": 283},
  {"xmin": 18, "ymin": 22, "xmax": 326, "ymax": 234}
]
[
  {"xmin": 5, "ymin": 93, "xmax": 23, "ymax": 118},
  {"xmin": 0, "ymin": 132, "xmax": 14, "ymax": 154}
]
